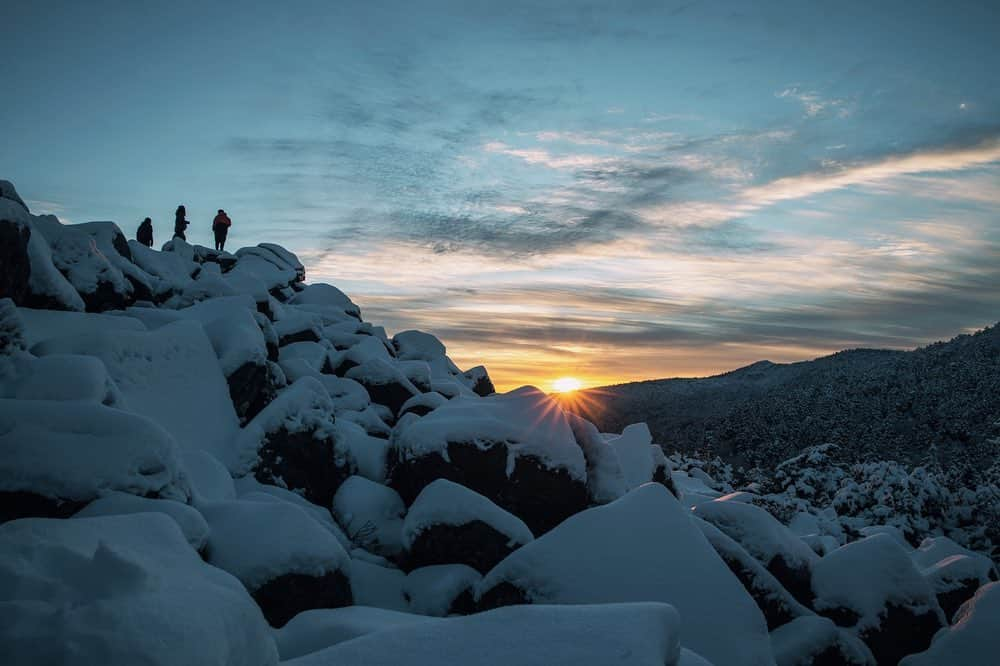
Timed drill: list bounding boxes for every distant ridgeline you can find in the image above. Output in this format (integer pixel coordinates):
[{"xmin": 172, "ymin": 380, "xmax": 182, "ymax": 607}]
[{"xmin": 573, "ymin": 328, "xmax": 1000, "ymax": 474}]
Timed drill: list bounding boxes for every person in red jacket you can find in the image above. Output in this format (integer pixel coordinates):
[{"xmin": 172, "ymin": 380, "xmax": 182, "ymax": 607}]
[{"xmin": 212, "ymin": 209, "xmax": 232, "ymax": 251}]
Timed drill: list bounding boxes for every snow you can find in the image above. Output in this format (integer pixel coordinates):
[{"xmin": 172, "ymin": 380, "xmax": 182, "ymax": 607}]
[
  {"xmin": 811, "ymin": 533, "xmax": 944, "ymax": 630},
  {"xmin": 608, "ymin": 422, "xmax": 655, "ymax": 489},
  {"xmin": 24, "ymin": 218, "xmax": 87, "ymax": 311},
  {"xmin": 332, "ymin": 419, "xmax": 389, "ymax": 482},
  {"xmin": 404, "ymin": 564, "xmax": 481, "ymax": 616},
  {"xmin": 199, "ymin": 498, "xmax": 349, "ymax": 590},
  {"xmin": 332, "ymin": 475, "xmax": 406, "ymax": 558},
  {"xmin": 900, "ymin": 582, "xmax": 1000, "ymax": 666},
  {"xmin": 393, "ymin": 330, "xmax": 447, "ymax": 361},
  {"xmin": 400, "ymin": 390, "xmax": 447, "ymax": 416},
  {"xmin": 770, "ymin": 616, "xmax": 874, "ymax": 666},
  {"xmin": 348, "ymin": 560, "xmax": 409, "ymax": 611},
  {"xmin": 0, "ymin": 513, "xmax": 278, "ymax": 666},
  {"xmin": 289, "ymin": 284, "xmax": 359, "ymax": 318},
  {"xmin": 567, "ymin": 412, "xmax": 628, "ymax": 503},
  {"xmin": 2, "ymin": 353, "xmax": 123, "ymax": 405},
  {"xmin": 128, "ymin": 239, "xmax": 198, "ymax": 293},
  {"xmin": 182, "ymin": 449, "xmax": 237, "ymax": 502},
  {"xmin": 279, "ymin": 341, "xmax": 332, "ymax": 372},
  {"xmin": 402, "ymin": 478, "xmax": 534, "ymax": 549},
  {"xmin": 477, "ymin": 484, "xmax": 773, "ymax": 666},
  {"xmin": 233, "ymin": 478, "xmax": 351, "ymax": 550},
  {"xmin": 0, "ymin": 399, "xmax": 188, "ymax": 503},
  {"xmin": 30, "ymin": 215, "xmax": 133, "ymax": 298},
  {"xmin": 284, "ymin": 602, "xmax": 685, "ymax": 666},
  {"xmin": 73, "ymin": 491, "xmax": 210, "ymax": 552},
  {"xmin": 672, "ymin": 470, "xmax": 723, "ymax": 506},
  {"xmin": 17, "ymin": 307, "xmax": 145, "ymax": 349},
  {"xmin": 33, "ymin": 319, "xmax": 241, "ymax": 469},
  {"xmin": 273, "ymin": 606, "xmax": 436, "ymax": 660},
  {"xmin": 394, "ymin": 386, "xmax": 587, "ymax": 481},
  {"xmin": 911, "ymin": 536, "xmax": 993, "ymax": 572},
  {"xmin": 694, "ymin": 496, "xmax": 818, "ymax": 570}
]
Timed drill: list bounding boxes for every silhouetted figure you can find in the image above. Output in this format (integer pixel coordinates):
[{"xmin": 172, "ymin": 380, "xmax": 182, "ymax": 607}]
[
  {"xmin": 173, "ymin": 205, "xmax": 190, "ymax": 241},
  {"xmin": 136, "ymin": 217, "xmax": 154, "ymax": 247},
  {"xmin": 212, "ymin": 209, "xmax": 231, "ymax": 251}
]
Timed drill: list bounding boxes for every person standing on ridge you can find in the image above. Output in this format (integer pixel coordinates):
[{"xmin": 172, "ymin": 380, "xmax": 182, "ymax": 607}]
[
  {"xmin": 212, "ymin": 208, "xmax": 231, "ymax": 251},
  {"xmin": 136, "ymin": 217, "xmax": 154, "ymax": 247},
  {"xmin": 173, "ymin": 205, "xmax": 190, "ymax": 241}
]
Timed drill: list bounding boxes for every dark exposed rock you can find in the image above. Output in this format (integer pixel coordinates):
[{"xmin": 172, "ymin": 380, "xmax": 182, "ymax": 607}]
[
  {"xmin": 651, "ymin": 457, "xmax": 679, "ymax": 497},
  {"xmin": 768, "ymin": 553, "xmax": 816, "ymax": 608},
  {"xmin": 476, "ymin": 580, "xmax": 531, "ymax": 612},
  {"xmin": 407, "ymin": 520, "xmax": 523, "ymax": 575},
  {"xmin": 387, "ymin": 442, "xmax": 587, "ymax": 537},
  {"xmin": 463, "ymin": 365, "xmax": 495, "ymax": 397},
  {"xmin": 0, "ymin": 219, "xmax": 30, "ymax": 304},
  {"xmin": 254, "ymin": 428, "xmax": 353, "ymax": 509},
  {"xmin": 936, "ymin": 578, "xmax": 986, "ymax": 623},
  {"xmin": 251, "ymin": 570, "xmax": 352, "ymax": 628},
  {"xmin": 0, "ymin": 490, "xmax": 87, "ymax": 524},
  {"xmin": 387, "ymin": 441, "xmax": 510, "ymax": 508},
  {"xmin": 277, "ymin": 328, "xmax": 321, "ymax": 347},
  {"xmin": 855, "ymin": 603, "xmax": 943, "ymax": 666},
  {"xmin": 227, "ymin": 361, "xmax": 284, "ymax": 424},
  {"xmin": 503, "ymin": 454, "xmax": 588, "ymax": 536},
  {"xmin": 448, "ymin": 587, "xmax": 477, "ymax": 615}
]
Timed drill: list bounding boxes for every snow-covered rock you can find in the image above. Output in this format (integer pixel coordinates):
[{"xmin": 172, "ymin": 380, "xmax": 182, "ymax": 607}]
[
  {"xmin": 332, "ymin": 475, "xmax": 406, "ymax": 559},
  {"xmin": 403, "ymin": 564, "xmax": 481, "ymax": 616},
  {"xmin": 348, "ymin": 559, "xmax": 409, "ymax": 611},
  {"xmin": 1, "ymin": 353, "xmax": 124, "ymax": 405},
  {"xmin": 476, "ymin": 483, "xmax": 773, "ymax": 666},
  {"xmin": 0, "ymin": 399, "xmax": 188, "ymax": 522},
  {"xmin": 770, "ymin": 615, "xmax": 875, "ymax": 665},
  {"xmin": 811, "ymin": 534, "xmax": 945, "ymax": 665},
  {"xmin": 73, "ymin": 491, "xmax": 210, "ymax": 552},
  {"xmin": 200, "ymin": 499, "xmax": 352, "ymax": 626},
  {"xmin": 234, "ymin": 377, "xmax": 353, "ymax": 506},
  {"xmin": 567, "ymin": 412, "xmax": 629, "ymax": 504},
  {"xmin": 0, "ymin": 513, "xmax": 278, "ymax": 666},
  {"xmin": 693, "ymin": 515, "xmax": 813, "ymax": 630},
  {"xmin": 283, "ymin": 602, "xmax": 687, "ymax": 666},
  {"xmin": 273, "ymin": 606, "xmax": 436, "ymax": 660},
  {"xmin": 388, "ymin": 386, "xmax": 589, "ymax": 535},
  {"xmin": 346, "ymin": 358, "xmax": 420, "ymax": 417},
  {"xmin": 34, "ymin": 319, "xmax": 242, "ymax": 476},
  {"xmin": 899, "ymin": 582, "xmax": 1000, "ymax": 666},
  {"xmin": 30, "ymin": 216, "xmax": 136, "ymax": 311},
  {"xmin": 695, "ymin": 496, "xmax": 819, "ymax": 605},
  {"xmin": 911, "ymin": 536, "xmax": 998, "ymax": 621},
  {"xmin": 402, "ymin": 479, "xmax": 534, "ymax": 574},
  {"xmin": 17, "ymin": 306, "xmax": 144, "ymax": 349}
]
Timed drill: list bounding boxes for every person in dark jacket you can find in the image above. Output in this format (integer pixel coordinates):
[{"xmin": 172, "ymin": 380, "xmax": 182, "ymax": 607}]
[
  {"xmin": 136, "ymin": 217, "xmax": 154, "ymax": 247},
  {"xmin": 173, "ymin": 205, "xmax": 190, "ymax": 240},
  {"xmin": 212, "ymin": 209, "xmax": 232, "ymax": 251}
]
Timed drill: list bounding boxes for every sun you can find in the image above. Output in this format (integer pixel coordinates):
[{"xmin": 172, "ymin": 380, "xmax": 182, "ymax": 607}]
[{"xmin": 552, "ymin": 376, "xmax": 583, "ymax": 393}]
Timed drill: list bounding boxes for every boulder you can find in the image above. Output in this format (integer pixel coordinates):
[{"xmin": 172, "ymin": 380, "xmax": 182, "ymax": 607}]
[
  {"xmin": 811, "ymin": 534, "xmax": 946, "ymax": 665},
  {"xmin": 695, "ymin": 497, "xmax": 819, "ymax": 606},
  {"xmin": 387, "ymin": 387, "xmax": 589, "ymax": 535},
  {"xmin": 403, "ymin": 564, "xmax": 481, "ymax": 616},
  {"xmin": 0, "ymin": 513, "xmax": 278, "ymax": 666},
  {"xmin": 236, "ymin": 378, "xmax": 355, "ymax": 508},
  {"xmin": 475, "ymin": 484, "xmax": 773, "ymax": 666},
  {"xmin": 200, "ymin": 499, "xmax": 352, "ymax": 627},
  {"xmin": 0, "ymin": 399, "xmax": 189, "ymax": 523},
  {"xmin": 770, "ymin": 616, "xmax": 875, "ymax": 666},
  {"xmin": 694, "ymin": 516, "xmax": 813, "ymax": 631},
  {"xmin": 402, "ymin": 479, "xmax": 533, "ymax": 574},
  {"xmin": 899, "ymin": 582, "xmax": 1000, "ymax": 666}
]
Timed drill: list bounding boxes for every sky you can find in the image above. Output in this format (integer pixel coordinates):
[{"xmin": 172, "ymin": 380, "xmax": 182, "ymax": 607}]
[{"xmin": 4, "ymin": 1, "xmax": 999, "ymax": 391}]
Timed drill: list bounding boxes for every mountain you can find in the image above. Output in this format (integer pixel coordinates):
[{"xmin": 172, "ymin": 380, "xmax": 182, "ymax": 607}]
[{"xmin": 571, "ymin": 325, "xmax": 1000, "ymax": 471}]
